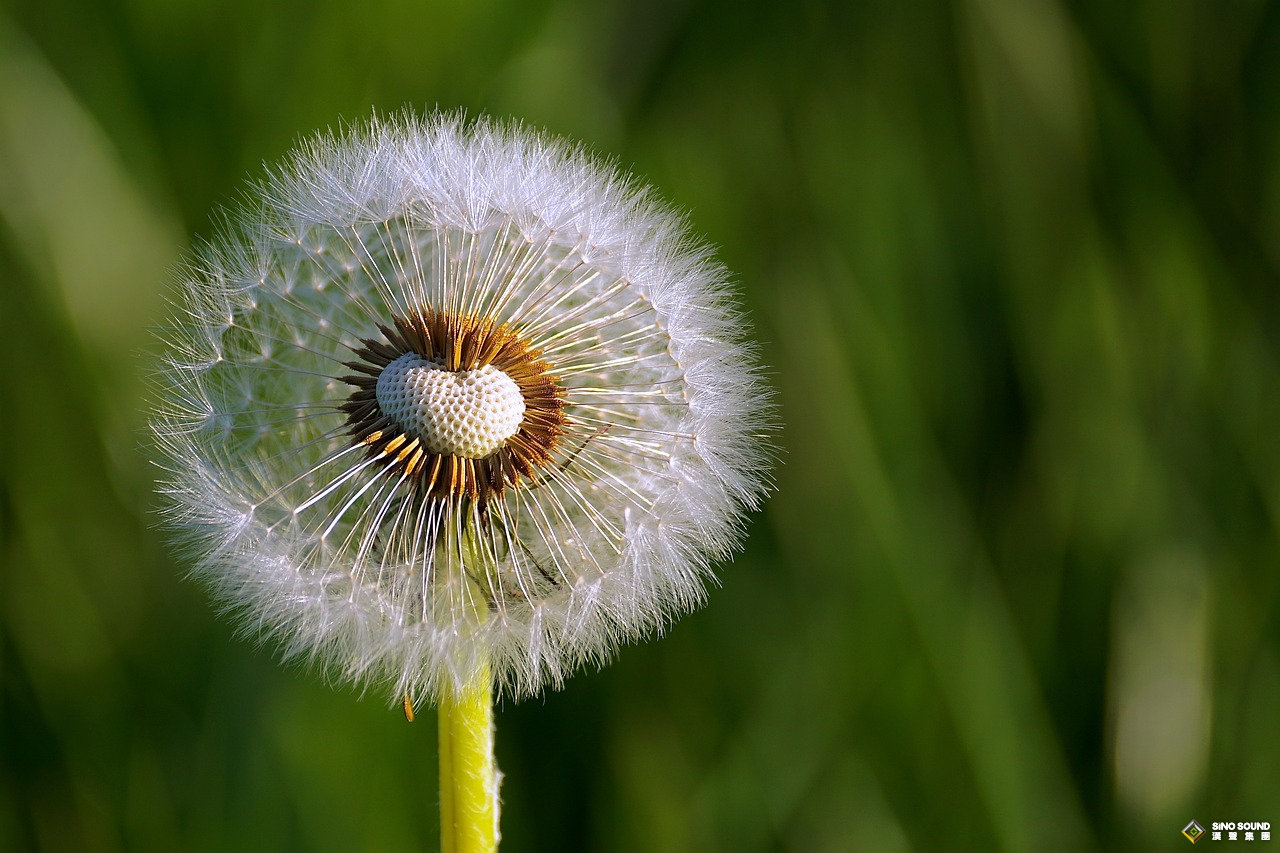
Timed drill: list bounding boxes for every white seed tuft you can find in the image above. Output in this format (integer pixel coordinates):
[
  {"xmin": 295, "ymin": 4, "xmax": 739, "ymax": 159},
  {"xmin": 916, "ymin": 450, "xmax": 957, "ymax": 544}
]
[{"xmin": 150, "ymin": 110, "xmax": 776, "ymax": 705}]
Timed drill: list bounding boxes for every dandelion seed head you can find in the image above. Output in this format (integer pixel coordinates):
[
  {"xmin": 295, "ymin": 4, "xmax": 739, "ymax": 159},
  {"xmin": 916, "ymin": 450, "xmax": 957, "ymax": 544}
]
[{"xmin": 152, "ymin": 110, "xmax": 775, "ymax": 704}]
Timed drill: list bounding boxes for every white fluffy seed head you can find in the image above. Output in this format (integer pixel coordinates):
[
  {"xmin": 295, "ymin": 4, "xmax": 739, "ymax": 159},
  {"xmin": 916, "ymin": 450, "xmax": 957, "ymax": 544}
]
[
  {"xmin": 151, "ymin": 110, "xmax": 776, "ymax": 706},
  {"xmin": 375, "ymin": 353, "xmax": 525, "ymax": 459}
]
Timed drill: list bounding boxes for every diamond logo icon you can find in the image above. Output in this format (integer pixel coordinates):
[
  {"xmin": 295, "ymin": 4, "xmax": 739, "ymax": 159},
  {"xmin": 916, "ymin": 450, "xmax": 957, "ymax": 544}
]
[{"xmin": 1182, "ymin": 820, "xmax": 1205, "ymax": 843}]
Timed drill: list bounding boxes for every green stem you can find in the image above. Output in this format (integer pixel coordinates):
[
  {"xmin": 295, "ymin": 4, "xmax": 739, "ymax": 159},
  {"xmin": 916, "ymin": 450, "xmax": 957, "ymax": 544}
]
[{"xmin": 439, "ymin": 661, "xmax": 499, "ymax": 853}]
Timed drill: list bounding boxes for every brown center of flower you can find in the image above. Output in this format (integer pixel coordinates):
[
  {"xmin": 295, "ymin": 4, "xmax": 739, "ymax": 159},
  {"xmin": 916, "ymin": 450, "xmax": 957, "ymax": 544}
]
[{"xmin": 341, "ymin": 308, "xmax": 566, "ymax": 504}]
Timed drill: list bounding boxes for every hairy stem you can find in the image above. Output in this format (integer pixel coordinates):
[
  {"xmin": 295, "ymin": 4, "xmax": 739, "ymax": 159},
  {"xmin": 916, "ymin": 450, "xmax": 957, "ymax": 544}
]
[{"xmin": 439, "ymin": 661, "xmax": 499, "ymax": 852}]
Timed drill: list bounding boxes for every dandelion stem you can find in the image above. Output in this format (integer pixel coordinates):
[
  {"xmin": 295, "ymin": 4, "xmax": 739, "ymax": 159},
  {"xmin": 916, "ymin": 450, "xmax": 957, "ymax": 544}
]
[{"xmin": 439, "ymin": 662, "xmax": 499, "ymax": 852}]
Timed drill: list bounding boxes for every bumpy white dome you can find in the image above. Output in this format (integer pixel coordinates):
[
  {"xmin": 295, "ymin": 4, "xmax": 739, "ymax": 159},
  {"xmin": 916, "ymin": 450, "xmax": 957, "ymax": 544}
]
[{"xmin": 375, "ymin": 353, "xmax": 525, "ymax": 458}]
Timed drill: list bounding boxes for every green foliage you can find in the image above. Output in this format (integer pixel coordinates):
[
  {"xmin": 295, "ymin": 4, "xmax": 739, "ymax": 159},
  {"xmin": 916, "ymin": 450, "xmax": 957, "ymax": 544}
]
[{"xmin": 2, "ymin": 0, "xmax": 1278, "ymax": 850}]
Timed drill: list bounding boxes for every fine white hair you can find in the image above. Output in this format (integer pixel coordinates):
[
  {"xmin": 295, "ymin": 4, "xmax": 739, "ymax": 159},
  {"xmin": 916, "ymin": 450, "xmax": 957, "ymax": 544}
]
[{"xmin": 152, "ymin": 111, "xmax": 774, "ymax": 704}]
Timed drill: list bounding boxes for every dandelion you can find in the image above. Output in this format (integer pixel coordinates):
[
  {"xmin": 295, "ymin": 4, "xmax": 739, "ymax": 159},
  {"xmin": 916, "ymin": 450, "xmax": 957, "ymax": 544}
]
[{"xmin": 152, "ymin": 111, "xmax": 773, "ymax": 850}]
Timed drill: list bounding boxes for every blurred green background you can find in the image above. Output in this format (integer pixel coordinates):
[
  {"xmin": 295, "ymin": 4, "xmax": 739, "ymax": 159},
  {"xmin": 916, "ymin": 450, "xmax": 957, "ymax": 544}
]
[{"xmin": 2, "ymin": 0, "xmax": 1279, "ymax": 850}]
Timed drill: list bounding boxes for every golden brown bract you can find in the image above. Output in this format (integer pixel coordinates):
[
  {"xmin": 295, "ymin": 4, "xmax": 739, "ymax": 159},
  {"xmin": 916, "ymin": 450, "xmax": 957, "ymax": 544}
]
[{"xmin": 340, "ymin": 308, "xmax": 567, "ymax": 505}]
